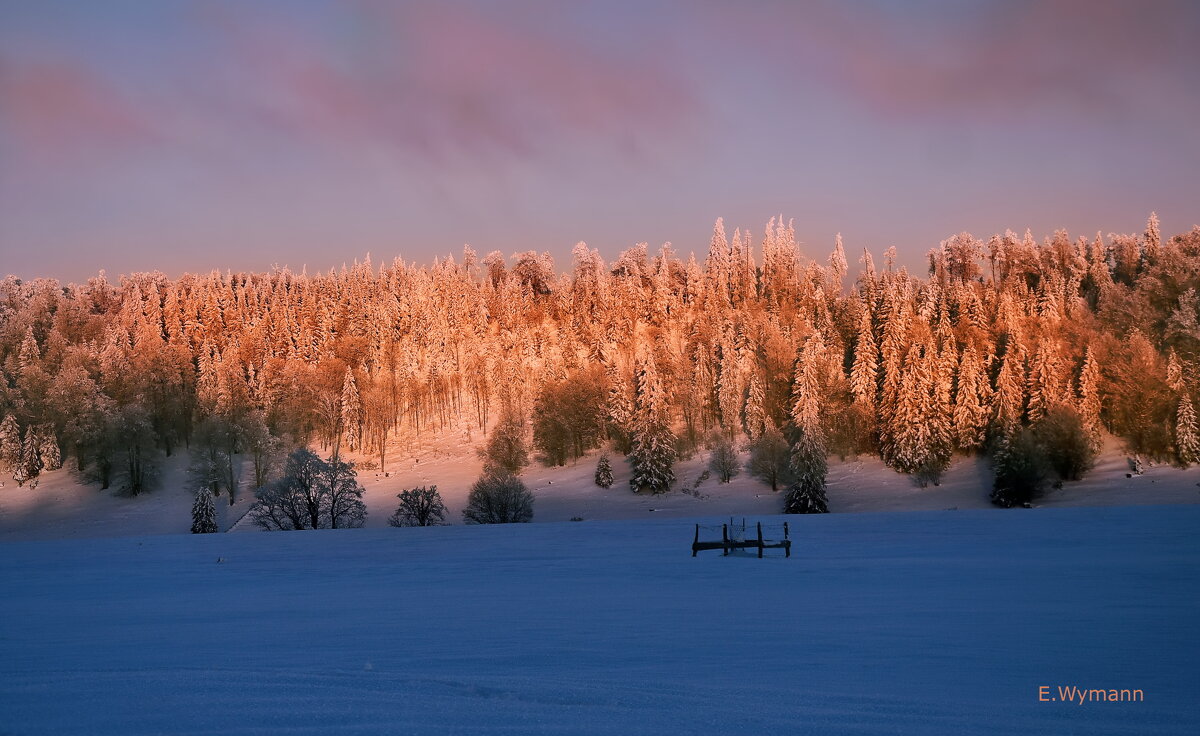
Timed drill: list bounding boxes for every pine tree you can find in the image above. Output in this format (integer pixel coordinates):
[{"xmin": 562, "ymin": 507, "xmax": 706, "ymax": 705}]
[
  {"xmin": 1077, "ymin": 346, "xmax": 1102, "ymax": 441},
  {"xmin": 594, "ymin": 454, "xmax": 614, "ymax": 488},
  {"xmin": 850, "ymin": 305, "xmax": 878, "ymax": 409},
  {"xmin": 886, "ymin": 340, "xmax": 948, "ymax": 477},
  {"xmin": 17, "ymin": 326, "xmax": 40, "ymax": 372},
  {"xmin": 36, "ymin": 425, "xmax": 62, "ymax": 471},
  {"xmin": 15, "ymin": 429, "xmax": 44, "ymax": 488},
  {"xmin": 191, "ymin": 489, "xmax": 218, "ymax": 533},
  {"xmin": 1027, "ymin": 339, "xmax": 1064, "ymax": 423},
  {"xmin": 628, "ymin": 349, "xmax": 675, "ymax": 494},
  {"xmin": 829, "ymin": 233, "xmax": 848, "ymax": 287},
  {"xmin": 1166, "ymin": 350, "xmax": 1183, "ymax": 392},
  {"xmin": 1176, "ymin": 395, "xmax": 1200, "ymax": 466},
  {"xmin": 0, "ymin": 415, "xmax": 20, "ymax": 472},
  {"xmin": 993, "ymin": 341, "xmax": 1026, "ymax": 437},
  {"xmin": 785, "ymin": 333, "xmax": 829, "ymax": 513},
  {"xmin": 953, "ymin": 344, "xmax": 992, "ymax": 451},
  {"xmin": 340, "ymin": 367, "xmax": 363, "ymax": 452},
  {"xmin": 743, "ymin": 372, "xmax": 768, "ymax": 440},
  {"xmin": 1143, "ymin": 211, "xmax": 1161, "ymax": 267}
]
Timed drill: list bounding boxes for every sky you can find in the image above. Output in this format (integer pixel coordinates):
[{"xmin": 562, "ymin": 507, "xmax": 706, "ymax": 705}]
[{"xmin": 1, "ymin": 0, "xmax": 1198, "ymax": 282}]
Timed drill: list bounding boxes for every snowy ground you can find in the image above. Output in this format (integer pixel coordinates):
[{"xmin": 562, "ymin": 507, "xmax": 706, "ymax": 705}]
[
  {"xmin": 1, "ymin": 506, "xmax": 1196, "ymax": 734},
  {"xmin": 1, "ymin": 431, "xmax": 1197, "ymax": 541}
]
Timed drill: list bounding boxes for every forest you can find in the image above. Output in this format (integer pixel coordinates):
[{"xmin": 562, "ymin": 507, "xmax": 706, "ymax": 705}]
[{"xmin": 1, "ymin": 213, "xmax": 1198, "ymax": 512}]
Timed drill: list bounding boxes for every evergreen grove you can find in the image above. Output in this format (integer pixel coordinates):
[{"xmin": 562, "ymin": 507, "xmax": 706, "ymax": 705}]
[{"xmin": 1, "ymin": 214, "xmax": 1198, "ymax": 509}]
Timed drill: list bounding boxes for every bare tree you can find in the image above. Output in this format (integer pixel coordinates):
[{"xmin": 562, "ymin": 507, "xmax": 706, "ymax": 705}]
[
  {"xmin": 252, "ymin": 449, "xmax": 366, "ymax": 530},
  {"xmin": 388, "ymin": 486, "xmax": 447, "ymax": 527}
]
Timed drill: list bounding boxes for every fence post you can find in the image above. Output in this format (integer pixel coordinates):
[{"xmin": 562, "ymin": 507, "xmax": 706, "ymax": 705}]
[
  {"xmin": 784, "ymin": 521, "xmax": 791, "ymax": 557},
  {"xmin": 692, "ymin": 524, "xmax": 699, "ymax": 557},
  {"xmin": 722, "ymin": 524, "xmax": 729, "ymax": 556},
  {"xmin": 757, "ymin": 522, "xmax": 764, "ymax": 558}
]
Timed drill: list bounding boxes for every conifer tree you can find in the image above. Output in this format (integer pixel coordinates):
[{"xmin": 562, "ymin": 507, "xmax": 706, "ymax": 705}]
[
  {"xmin": 1077, "ymin": 346, "xmax": 1102, "ymax": 441},
  {"xmin": 1027, "ymin": 339, "xmax": 1064, "ymax": 423},
  {"xmin": 36, "ymin": 425, "xmax": 62, "ymax": 471},
  {"xmin": 785, "ymin": 334, "xmax": 829, "ymax": 513},
  {"xmin": 0, "ymin": 415, "xmax": 20, "ymax": 472},
  {"xmin": 1176, "ymin": 395, "xmax": 1200, "ymax": 467},
  {"xmin": 829, "ymin": 233, "xmax": 848, "ymax": 287},
  {"xmin": 628, "ymin": 349, "xmax": 675, "ymax": 494},
  {"xmin": 15, "ymin": 429, "xmax": 43, "ymax": 488},
  {"xmin": 743, "ymin": 372, "xmax": 768, "ymax": 440},
  {"xmin": 340, "ymin": 368, "xmax": 363, "ymax": 452},
  {"xmin": 191, "ymin": 489, "xmax": 218, "ymax": 533},
  {"xmin": 850, "ymin": 306, "xmax": 878, "ymax": 409},
  {"xmin": 952, "ymin": 344, "xmax": 991, "ymax": 450},
  {"xmin": 594, "ymin": 454, "xmax": 614, "ymax": 488},
  {"xmin": 992, "ymin": 341, "xmax": 1026, "ymax": 437}
]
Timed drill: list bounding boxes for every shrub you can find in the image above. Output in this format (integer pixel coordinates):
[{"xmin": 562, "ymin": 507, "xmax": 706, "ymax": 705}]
[
  {"xmin": 990, "ymin": 429, "xmax": 1050, "ymax": 507},
  {"xmin": 462, "ymin": 471, "xmax": 534, "ymax": 524},
  {"xmin": 480, "ymin": 415, "xmax": 528, "ymax": 475},
  {"xmin": 1033, "ymin": 406, "xmax": 1097, "ymax": 481},
  {"xmin": 708, "ymin": 433, "xmax": 739, "ymax": 483},
  {"xmin": 388, "ymin": 486, "xmax": 447, "ymax": 527}
]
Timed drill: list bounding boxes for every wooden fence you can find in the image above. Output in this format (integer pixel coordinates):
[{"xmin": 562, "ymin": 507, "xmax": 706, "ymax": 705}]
[{"xmin": 692, "ymin": 520, "xmax": 790, "ymax": 558}]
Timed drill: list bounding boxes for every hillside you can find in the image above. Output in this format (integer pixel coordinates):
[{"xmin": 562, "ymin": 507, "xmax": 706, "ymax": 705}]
[
  {"xmin": 2, "ymin": 506, "xmax": 1197, "ymax": 734},
  {"xmin": 1, "ymin": 429, "xmax": 1198, "ymax": 542}
]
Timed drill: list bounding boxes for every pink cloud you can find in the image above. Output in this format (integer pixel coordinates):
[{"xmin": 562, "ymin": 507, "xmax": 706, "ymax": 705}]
[
  {"xmin": 708, "ymin": 0, "xmax": 1200, "ymax": 120},
  {"xmin": 0, "ymin": 58, "xmax": 162, "ymax": 158},
  {"xmin": 1, "ymin": 1, "xmax": 699, "ymax": 172},
  {"xmin": 208, "ymin": 1, "xmax": 698, "ymax": 164}
]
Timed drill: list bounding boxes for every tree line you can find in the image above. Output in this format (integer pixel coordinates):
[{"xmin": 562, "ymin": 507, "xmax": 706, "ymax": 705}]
[{"xmin": 1, "ymin": 213, "xmax": 1197, "ymax": 512}]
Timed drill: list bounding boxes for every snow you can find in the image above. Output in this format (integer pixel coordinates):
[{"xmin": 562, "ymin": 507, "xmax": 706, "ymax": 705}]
[
  {"xmin": 2, "ymin": 431, "xmax": 1198, "ymax": 541},
  {"xmin": 2, "ymin": 506, "xmax": 1197, "ymax": 734}
]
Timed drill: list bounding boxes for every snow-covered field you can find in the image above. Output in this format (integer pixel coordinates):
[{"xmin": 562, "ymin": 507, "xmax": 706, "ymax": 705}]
[
  {"xmin": 1, "ymin": 506, "xmax": 1196, "ymax": 734},
  {"xmin": 1, "ymin": 432, "xmax": 1198, "ymax": 541}
]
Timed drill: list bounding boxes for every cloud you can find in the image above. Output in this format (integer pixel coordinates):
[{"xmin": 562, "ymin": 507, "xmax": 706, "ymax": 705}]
[
  {"xmin": 0, "ymin": 1, "xmax": 700, "ymax": 170},
  {"xmin": 0, "ymin": 57, "xmax": 163, "ymax": 159},
  {"xmin": 705, "ymin": 0, "xmax": 1200, "ymax": 120}
]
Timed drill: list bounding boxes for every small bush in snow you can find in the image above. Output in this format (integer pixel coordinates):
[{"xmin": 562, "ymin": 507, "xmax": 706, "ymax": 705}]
[
  {"xmin": 388, "ymin": 486, "xmax": 447, "ymax": 527},
  {"xmin": 463, "ymin": 471, "xmax": 534, "ymax": 524},
  {"xmin": 708, "ymin": 434, "xmax": 739, "ymax": 483}
]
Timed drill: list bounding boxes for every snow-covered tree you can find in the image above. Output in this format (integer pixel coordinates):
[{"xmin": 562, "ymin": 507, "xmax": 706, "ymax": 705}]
[
  {"xmin": 594, "ymin": 454, "xmax": 614, "ymax": 488},
  {"xmin": 628, "ymin": 348, "xmax": 675, "ymax": 494},
  {"xmin": 15, "ymin": 428, "xmax": 44, "ymax": 488},
  {"xmin": 850, "ymin": 306, "xmax": 878, "ymax": 410},
  {"xmin": 190, "ymin": 489, "xmax": 218, "ymax": 534},
  {"xmin": 1077, "ymin": 346, "xmax": 1102, "ymax": 440},
  {"xmin": 785, "ymin": 334, "xmax": 829, "ymax": 513},
  {"xmin": 0, "ymin": 415, "xmax": 21, "ymax": 472},
  {"xmin": 1176, "ymin": 395, "xmax": 1200, "ymax": 466},
  {"xmin": 36, "ymin": 425, "xmax": 62, "ymax": 471},
  {"xmin": 952, "ymin": 344, "xmax": 991, "ymax": 450},
  {"xmin": 743, "ymin": 372, "xmax": 768, "ymax": 440},
  {"xmin": 340, "ymin": 367, "xmax": 363, "ymax": 453}
]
